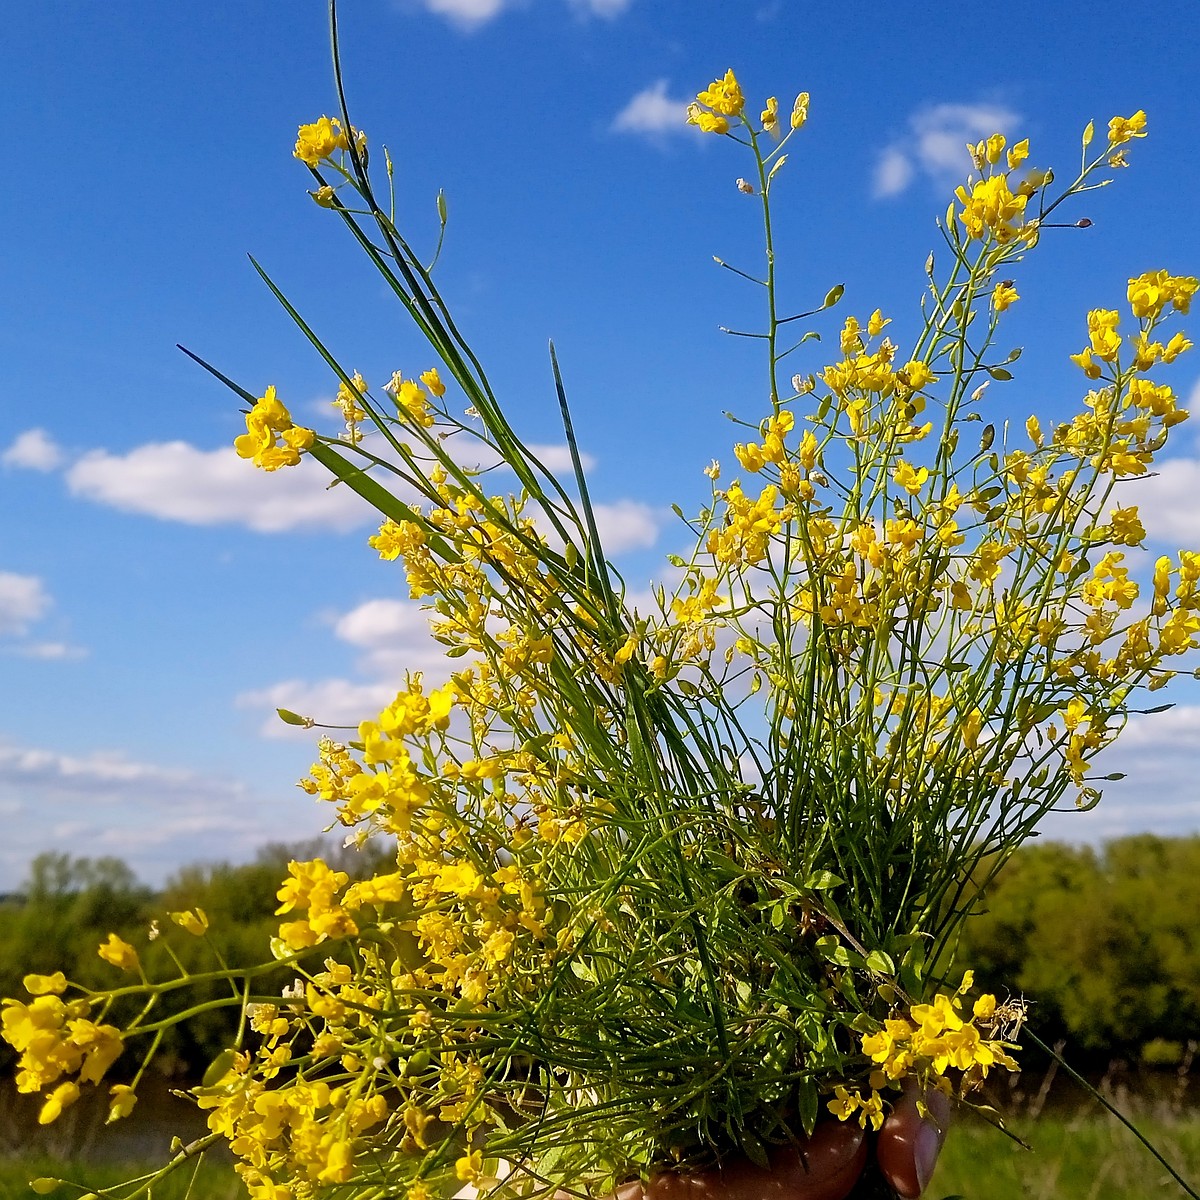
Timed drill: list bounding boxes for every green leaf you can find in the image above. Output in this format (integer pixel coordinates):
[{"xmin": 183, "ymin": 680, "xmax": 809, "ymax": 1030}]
[
  {"xmin": 203, "ymin": 1048, "xmax": 236, "ymax": 1088},
  {"xmin": 740, "ymin": 1133, "xmax": 770, "ymax": 1169},
  {"xmin": 276, "ymin": 708, "xmax": 311, "ymax": 727},
  {"xmin": 796, "ymin": 1076, "xmax": 819, "ymax": 1135},
  {"xmin": 865, "ymin": 950, "xmax": 895, "ymax": 975},
  {"xmin": 804, "ymin": 871, "xmax": 843, "ymax": 891},
  {"xmin": 306, "ymin": 441, "xmax": 457, "ymax": 559},
  {"xmin": 988, "ymin": 366, "xmax": 1013, "ymax": 381}
]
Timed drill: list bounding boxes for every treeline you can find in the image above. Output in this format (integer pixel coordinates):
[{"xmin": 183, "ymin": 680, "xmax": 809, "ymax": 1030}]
[
  {"xmin": 1, "ymin": 835, "xmax": 1197, "ymax": 1079},
  {"xmin": 0, "ymin": 840, "xmax": 393, "ymax": 1078},
  {"xmin": 956, "ymin": 833, "xmax": 1200, "ymax": 1065}
]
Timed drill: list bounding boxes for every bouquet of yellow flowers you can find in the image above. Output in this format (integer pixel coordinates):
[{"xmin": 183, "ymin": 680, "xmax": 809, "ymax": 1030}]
[{"xmin": 5, "ymin": 7, "xmax": 1199, "ymax": 1200}]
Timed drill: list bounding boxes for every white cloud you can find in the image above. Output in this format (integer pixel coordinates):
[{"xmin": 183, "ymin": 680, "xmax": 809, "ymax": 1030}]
[
  {"xmin": 2, "ymin": 428, "xmax": 64, "ymax": 472},
  {"xmin": 0, "ymin": 737, "xmax": 329, "ymax": 890},
  {"xmin": 0, "ymin": 572, "xmax": 51, "ymax": 635},
  {"xmin": 6, "ymin": 641, "xmax": 86, "ymax": 661},
  {"xmin": 873, "ymin": 102, "xmax": 1020, "ymax": 199},
  {"xmin": 569, "ymin": 0, "xmax": 632, "ymax": 15},
  {"xmin": 1035, "ymin": 704, "xmax": 1200, "ymax": 843},
  {"xmin": 1133, "ymin": 455, "xmax": 1200, "ymax": 546},
  {"xmin": 66, "ymin": 442, "xmax": 374, "ymax": 534},
  {"xmin": 62, "ymin": 437, "xmax": 609, "ymax": 536},
  {"xmin": 590, "ymin": 499, "xmax": 660, "ymax": 552},
  {"xmin": 407, "ymin": 0, "xmax": 629, "ymax": 29},
  {"xmin": 237, "ymin": 597, "xmax": 455, "ymax": 736},
  {"xmin": 611, "ymin": 81, "xmax": 692, "ymax": 137},
  {"xmin": 473, "ymin": 441, "xmax": 596, "ymax": 475},
  {"xmin": 237, "ymin": 678, "xmax": 400, "ymax": 737},
  {"xmin": 418, "ymin": 0, "xmax": 509, "ymax": 30},
  {"xmin": 872, "ymin": 146, "xmax": 916, "ymax": 199}
]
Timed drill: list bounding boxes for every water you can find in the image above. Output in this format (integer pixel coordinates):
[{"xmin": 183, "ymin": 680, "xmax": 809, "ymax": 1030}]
[{"xmin": 0, "ymin": 1075, "xmax": 220, "ymax": 1165}]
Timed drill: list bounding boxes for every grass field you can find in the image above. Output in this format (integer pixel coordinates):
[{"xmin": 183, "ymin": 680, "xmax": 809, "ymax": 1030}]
[
  {"xmin": 1, "ymin": 1116, "xmax": 1197, "ymax": 1200},
  {"xmin": 929, "ymin": 1112, "xmax": 1200, "ymax": 1200}
]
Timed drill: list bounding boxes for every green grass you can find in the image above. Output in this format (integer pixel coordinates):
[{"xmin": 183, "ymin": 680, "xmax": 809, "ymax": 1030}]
[
  {"xmin": 0, "ymin": 1158, "xmax": 245, "ymax": 1200},
  {"xmin": 930, "ymin": 1113, "xmax": 1200, "ymax": 1200}
]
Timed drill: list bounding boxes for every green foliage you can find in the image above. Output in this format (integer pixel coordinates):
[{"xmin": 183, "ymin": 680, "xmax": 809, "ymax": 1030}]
[
  {"xmin": 958, "ymin": 835, "xmax": 1200, "ymax": 1053},
  {"xmin": 0, "ymin": 841, "xmax": 389, "ymax": 1078}
]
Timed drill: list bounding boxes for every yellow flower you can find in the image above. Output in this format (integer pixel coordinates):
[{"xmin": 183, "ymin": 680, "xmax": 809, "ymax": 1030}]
[
  {"xmin": 455, "ymin": 1150, "xmax": 484, "ymax": 1183},
  {"xmin": 696, "ymin": 69, "xmax": 744, "ymax": 117},
  {"xmin": 107, "ymin": 1083, "xmax": 138, "ymax": 1122},
  {"xmin": 687, "ymin": 103, "xmax": 728, "ymax": 136},
  {"xmin": 1107, "ymin": 110, "xmax": 1147, "ymax": 146},
  {"xmin": 827, "ymin": 1085, "xmax": 860, "ymax": 1122},
  {"xmin": 98, "ymin": 934, "xmax": 139, "ymax": 973},
  {"xmin": 419, "ymin": 367, "xmax": 447, "ymax": 397},
  {"xmin": 893, "ymin": 460, "xmax": 929, "ymax": 496},
  {"xmin": 294, "ymin": 116, "xmax": 349, "ymax": 166},
  {"xmin": 955, "ymin": 175, "xmax": 1028, "ymax": 243},
  {"xmin": 169, "ymin": 908, "xmax": 209, "ymax": 937},
  {"xmin": 992, "ymin": 281, "xmax": 1019, "ymax": 312},
  {"xmin": 760, "ymin": 96, "xmax": 779, "ymax": 136},
  {"xmin": 791, "ymin": 91, "xmax": 810, "ymax": 130},
  {"xmin": 23, "ymin": 972, "xmax": 67, "ymax": 997},
  {"xmin": 1007, "ymin": 138, "xmax": 1030, "ymax": 169},
  {"xmin": 234, "ymin": 386, "xmax": 316, "ymax": 471},
  {"xmin": 38, "ymin": 1081, "xmax": 80, "ymax": 1126}
]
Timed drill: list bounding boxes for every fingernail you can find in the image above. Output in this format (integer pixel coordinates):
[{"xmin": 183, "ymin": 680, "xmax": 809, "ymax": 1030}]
[{"xmin": 914, "ymin": 1119, "xmax": 943, "ymax": 1194}]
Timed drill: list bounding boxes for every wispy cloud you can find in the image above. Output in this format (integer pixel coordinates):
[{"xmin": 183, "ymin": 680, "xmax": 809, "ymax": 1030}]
[
  {"xmin": 418, "ymin": 0, "xmax": 508, "ymax": 32},
  {"xmin": 2, "ymin": 428, "xmax": 64, "ymax": 472},
  {"xmin": 568, "ymin": 0, "xmax": 633, "ymax": 16},
  {"xmin": 1039, "ymin": 705, "xmax": 1200, "ymax": 843},
  {"xmin": 0, "ymin": 572, "xmax": 51, "ymax": 636},
  {"xmin": 6, "ymin": 641, "xmax": 87, "ymax": 661},
  {"xmin": 1127, "ymin": 445, "xmax": 1200, "ymax": 548},
  {"xmin": 873, "ymin": 102, "xmax": 1020, "ymax": 199},
  {"xmin": 236, "ymin": 597, "xmax": 451, "ymax": 736},
  {"xmin": 611, "ymin": 80, "xmax": 692, "ymax": 137},
  {"xmin": 406, "ymin": 0, "xmax": 630, "ymax": 32},
  {"xmin": 0, "ymin": 569, "xmax": 84, "ymax": 659},
  {"xmin": 0, "ymin": 738, "xmax": 328, "ymax": 890}
]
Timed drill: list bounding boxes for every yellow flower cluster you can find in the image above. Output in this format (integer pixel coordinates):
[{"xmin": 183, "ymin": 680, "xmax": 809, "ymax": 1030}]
[
  {"xmin": 293, "ymin": 115, "xmax": 366, "ymax": 166},
  {"xmin": 830, "ymin": 975, "xmax": 1019, "ymax": 1129},
  {"xmin": 1, "ymin": 973, "xmax": 124, "ymax": 1122},
  {"xmin": 234, "ymin": 386, "xmax": 315, "ymax": 471},
  {"xmin": 687, "ymin": 69, "xmax": 744, "ymax": 134},
  {"xmin": 197, "ymin": 1049, "xmax": 389, "ymax": 1195}
]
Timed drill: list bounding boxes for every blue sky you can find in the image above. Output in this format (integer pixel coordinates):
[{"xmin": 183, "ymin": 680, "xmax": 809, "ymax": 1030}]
[{"xmin": 2, "ymin": 0, "xmax": 1199, "ymax": 890}]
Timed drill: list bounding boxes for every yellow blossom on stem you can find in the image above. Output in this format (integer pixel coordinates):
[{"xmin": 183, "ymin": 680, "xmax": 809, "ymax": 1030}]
[
  {"xmin": 1107, "ymin": 110, "xmax": 1147, "ymax": 146},
  {"xmin": 98, "ymin": 934, "xmax": 139, "ymax": 973},
  {"xmin": 234, "ymin": 386, "xmax": 315, "ymax": 471},
  {"xmin": 696, "ymin": 69, "xmax": 745, "ymax": 117},
  {"xmin": 294, "ymin": 116, "xmax": 349, "ymax": 166},
  {"xmin": 169, "ymin": 908, "xmax": 209, "ymax": 937},
  {"xmin": 23, "ymin": 973, "xmax": 67, "ymax": 997},
  {"xmin": 992, "ymin": 281, "xmax": 1019, "ymax": 312}
]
